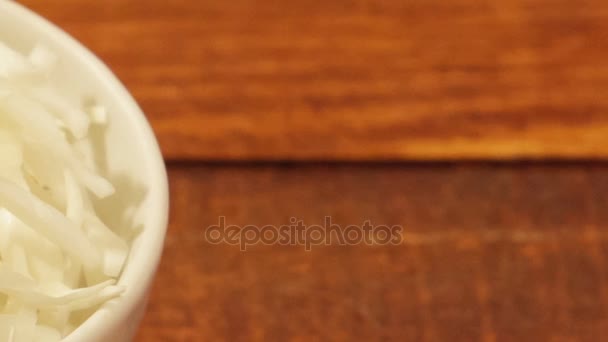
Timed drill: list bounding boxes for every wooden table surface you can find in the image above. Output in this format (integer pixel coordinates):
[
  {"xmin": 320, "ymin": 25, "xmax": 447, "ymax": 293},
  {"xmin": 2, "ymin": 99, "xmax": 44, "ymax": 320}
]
[{"xmin": 18, "ymin": 0, "xmax": 608, "ymax": 340}]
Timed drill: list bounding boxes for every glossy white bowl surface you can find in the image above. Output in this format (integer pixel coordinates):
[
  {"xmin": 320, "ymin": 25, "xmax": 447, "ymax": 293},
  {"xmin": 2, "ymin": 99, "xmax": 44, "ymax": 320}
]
[{"xmin": 0, "ymin": 1, "xmax": 170, "ymax": 341}]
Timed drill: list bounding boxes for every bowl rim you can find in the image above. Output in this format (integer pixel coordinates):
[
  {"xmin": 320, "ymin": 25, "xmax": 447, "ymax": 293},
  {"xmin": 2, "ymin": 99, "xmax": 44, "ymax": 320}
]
[{"xmin": 0, "ymin": 1, "xmax": 170, "ymax": 340}]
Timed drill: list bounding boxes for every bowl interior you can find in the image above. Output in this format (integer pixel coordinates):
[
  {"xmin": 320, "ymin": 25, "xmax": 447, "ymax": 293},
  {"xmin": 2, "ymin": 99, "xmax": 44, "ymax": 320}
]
[{"xmin": 0, "ymin": 1, "xmax": 169, "ymax": 341}]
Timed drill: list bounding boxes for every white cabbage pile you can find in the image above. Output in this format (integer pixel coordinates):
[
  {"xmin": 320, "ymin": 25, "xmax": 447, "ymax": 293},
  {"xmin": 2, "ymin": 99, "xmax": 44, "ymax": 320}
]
[{"xmin": 0, "ymin": 42, "xmax": 128, "ymax": 341}]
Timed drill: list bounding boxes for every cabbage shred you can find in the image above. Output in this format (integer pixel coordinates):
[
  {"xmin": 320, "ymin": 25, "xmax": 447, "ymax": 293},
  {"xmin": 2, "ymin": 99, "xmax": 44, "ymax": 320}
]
[{"xmin": 0, "ymin": 42, "xmax": 127, "ymax": 341}]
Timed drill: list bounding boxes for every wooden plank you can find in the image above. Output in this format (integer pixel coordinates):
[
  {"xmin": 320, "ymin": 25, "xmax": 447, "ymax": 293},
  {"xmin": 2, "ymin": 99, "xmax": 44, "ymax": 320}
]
[
  {"xmin": 135, "ymin": 164, "xmax": 608, "ymax": 341},
  {"xmin": 19, "ymin": 0, "xmax": 608, "ymax": 161}
]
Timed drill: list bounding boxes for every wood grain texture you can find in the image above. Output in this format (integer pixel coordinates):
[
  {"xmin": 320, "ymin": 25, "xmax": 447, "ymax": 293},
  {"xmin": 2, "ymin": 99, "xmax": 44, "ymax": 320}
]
[
  {"xmin": 135, "ymin": 164, "xmax": 608, "ymax": 341},
  {"xmin": 18, "ymin": 0, "xmax": 608, "ymax": 161}
]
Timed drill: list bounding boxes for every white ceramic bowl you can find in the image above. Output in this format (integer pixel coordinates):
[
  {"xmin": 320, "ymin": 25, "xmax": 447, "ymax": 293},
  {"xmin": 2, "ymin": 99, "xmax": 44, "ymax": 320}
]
[{"xmin": 0, "ymin": 1, "xmax": 169, "ymax": 341}]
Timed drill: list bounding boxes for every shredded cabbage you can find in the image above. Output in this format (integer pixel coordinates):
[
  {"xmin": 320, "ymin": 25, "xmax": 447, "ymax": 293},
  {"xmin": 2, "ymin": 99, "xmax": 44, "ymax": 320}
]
[{"xmin": 0, "ymin": 42, "xmax": 128, "ymax": 340}]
